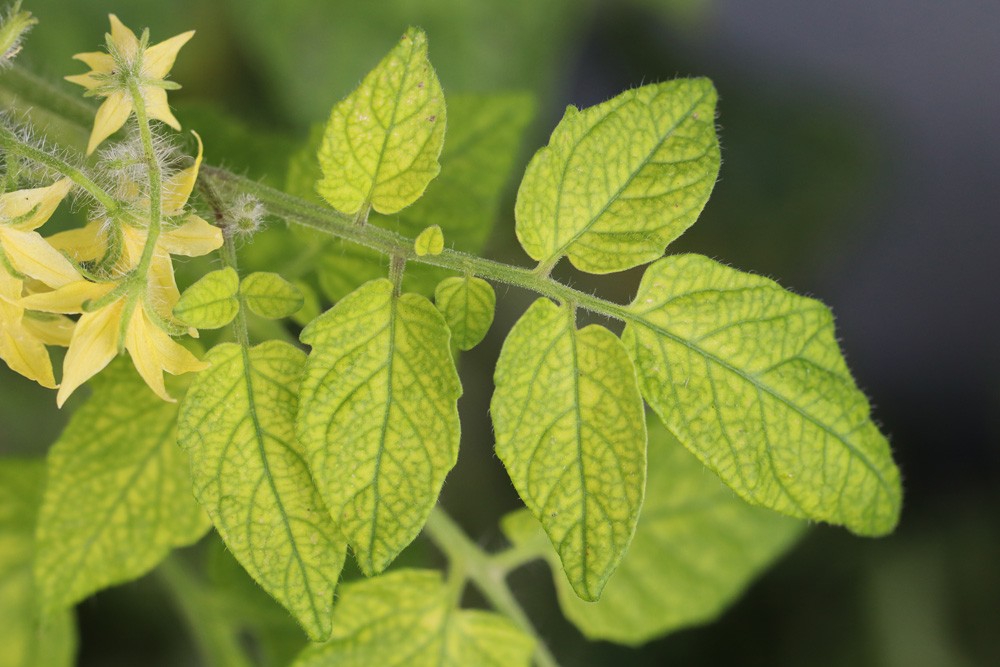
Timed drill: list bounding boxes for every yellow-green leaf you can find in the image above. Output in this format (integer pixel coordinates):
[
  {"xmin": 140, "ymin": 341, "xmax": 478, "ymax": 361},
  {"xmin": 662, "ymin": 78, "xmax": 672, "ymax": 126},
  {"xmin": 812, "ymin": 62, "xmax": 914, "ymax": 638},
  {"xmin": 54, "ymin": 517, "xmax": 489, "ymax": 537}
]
[
  {"xmin": 34, "ymin": 362, "xmax": 210, "ymax": 614},
  {"xmin": 434, "ymin": 276, "xmax": 495, "ymax": 351},
  {"xmin": 491, "ymin": 298, "xmax": 646, "ymax": 601},
  {"xmin": 502, "ymin": 418, "xmax": 804, "ymax": 645},
  {"xmin": 177, "ymin": 341, "xmax": 345, "ymax": 641},
  {"xmin": 317, "ymin": 27, "xmax": 446, "ymax": 216},
  {"xmin": 240, "ymin": 271, "xmax": 304, "ymax": 320},
  {"xmin": 621, "ymin": 254, "xmax": 902, "ymax": 535},
  {"xmin": 173, "ymin": 267, "xmax": 240, "ymax": 329},
  {"xmin": 298, "ymin": 280, "xmax": 461, "ymax": 575},
  {"xmin": 515, "ymin": 78, "xmax": 720, "ymax": 274},
  {"xmin": 0, "ymin": 459, "xmax": 76, "ymax": 667},
  {"xmin": 291, "ymin": 570, "xmax": 534, "ymax": 667},
  {"xmin": 414, "ymin": 224, "xmax": 444, "ymax": 256}
]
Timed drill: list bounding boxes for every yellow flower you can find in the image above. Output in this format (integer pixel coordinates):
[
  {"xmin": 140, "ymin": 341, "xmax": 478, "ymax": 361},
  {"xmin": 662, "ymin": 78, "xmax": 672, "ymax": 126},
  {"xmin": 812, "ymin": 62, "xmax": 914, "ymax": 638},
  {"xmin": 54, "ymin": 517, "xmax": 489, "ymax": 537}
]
[
  {"xmin": 0, "ymin": 270, "xmax": 74, "ymax": 388},
  {"xmin": 65, "ymin": 14, "xmax": 194, "ymax": 154},
  {"xmin": 0, "ymin": 178, "xmax": 81, "ymax": 288}
]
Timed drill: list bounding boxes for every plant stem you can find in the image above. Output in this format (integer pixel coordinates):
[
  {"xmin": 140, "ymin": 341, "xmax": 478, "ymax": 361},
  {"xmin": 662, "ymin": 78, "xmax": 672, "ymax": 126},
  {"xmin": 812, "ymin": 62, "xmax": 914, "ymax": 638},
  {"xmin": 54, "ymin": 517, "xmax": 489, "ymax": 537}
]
[
  {"xmin": 128, "ymin": 78, "xmax": 164, "ymax": 278},
  {"xmin": 424, "ymin": 508, "xmax": 560, "ymax": 667}
]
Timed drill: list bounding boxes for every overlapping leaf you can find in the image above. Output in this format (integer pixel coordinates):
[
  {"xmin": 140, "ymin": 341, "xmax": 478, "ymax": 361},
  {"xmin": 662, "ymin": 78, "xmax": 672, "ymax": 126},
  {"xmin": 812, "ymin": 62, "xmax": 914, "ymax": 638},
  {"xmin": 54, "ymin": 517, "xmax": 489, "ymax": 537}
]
[
  {"xmin": 434, "ymin": 276, "xmax": 495, "ymax": 351},
  {"xmin": 298, "ymin": 279, "xmax": 461, "ymax": 575},
  {"xmin": 317, "ymin": 27, "xmax": 445, "ymax": 216},
  {"xmin": 34, "ymin": 362, "xmax": 210, "ymax": 614},
  {"xmin": 502, "ymin": 418, "xmax": 804, "ymax": 645},
  {"xmin": 292, "ymin": 570, "xmax": 534, "ymax": 667},
  {"xmin": 492, "ymin": 298, "xmax": 646, "ymax": 600},
  {"xmin": 515, "ymin": 78, "xmax": 719, "ymax": 273},
  {"xmin": 0, "ymin": 459, "xmax": 76, "ymax": 667},
  {"xmin": 240, "ymin": 271, "xmax": 304, "ymax": 319},
  {"xmin": 173, "ymin": 267, "xmax": 240, "ymax": 329},
  {"xmin": 622, "ymin": 254, "xmax": 902, "ymax": 535},
  {"xmin": 177, "ymin": 341, "xmax": 345, "ymax": 641}
]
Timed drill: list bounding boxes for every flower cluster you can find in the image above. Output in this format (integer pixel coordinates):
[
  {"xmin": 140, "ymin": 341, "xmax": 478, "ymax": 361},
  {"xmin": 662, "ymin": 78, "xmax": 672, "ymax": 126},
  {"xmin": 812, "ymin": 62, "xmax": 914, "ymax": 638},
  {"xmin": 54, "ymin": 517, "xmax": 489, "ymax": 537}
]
[{"xmin": 0, "ymin": 15, "xmax": 221, "ymax": 405}]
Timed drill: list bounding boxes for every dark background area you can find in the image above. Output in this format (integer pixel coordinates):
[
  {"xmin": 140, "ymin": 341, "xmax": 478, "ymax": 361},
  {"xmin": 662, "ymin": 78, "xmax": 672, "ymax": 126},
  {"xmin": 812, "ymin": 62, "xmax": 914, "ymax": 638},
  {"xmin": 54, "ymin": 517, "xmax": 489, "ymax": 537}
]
[{"xmin": 2, "ymin": 0, "xmax": 997, "ymax": 665}]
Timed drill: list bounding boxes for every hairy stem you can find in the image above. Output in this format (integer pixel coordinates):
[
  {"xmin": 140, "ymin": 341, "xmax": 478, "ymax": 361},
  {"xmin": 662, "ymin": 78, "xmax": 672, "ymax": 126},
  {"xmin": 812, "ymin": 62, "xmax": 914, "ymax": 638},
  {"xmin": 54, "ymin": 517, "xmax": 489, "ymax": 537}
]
[
  {"xmin": 127, "ymin": 78, "xmax": 163, "ymax": 278},
  {"xmin": 424, "ymin": 508, "xmax": 559, "ymax": 667}
]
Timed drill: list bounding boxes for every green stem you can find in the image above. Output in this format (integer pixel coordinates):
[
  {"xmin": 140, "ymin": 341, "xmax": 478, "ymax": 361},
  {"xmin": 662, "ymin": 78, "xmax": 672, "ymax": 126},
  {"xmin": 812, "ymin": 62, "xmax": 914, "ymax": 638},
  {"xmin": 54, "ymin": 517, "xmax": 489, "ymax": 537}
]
[
  {"xmin": 424, "ymin": 508, "xmax": 559, "ymax": 667},
  {"xmin": 202, "ymin": 167, "xmax": 634, "ymax": 324},
  {"xmin": 156, "ymin": 555, "xmax": 253, "ymax": 667},
  {"xmin": 127, "ymin": 78, "xmax": 163, "ymax": 278}
]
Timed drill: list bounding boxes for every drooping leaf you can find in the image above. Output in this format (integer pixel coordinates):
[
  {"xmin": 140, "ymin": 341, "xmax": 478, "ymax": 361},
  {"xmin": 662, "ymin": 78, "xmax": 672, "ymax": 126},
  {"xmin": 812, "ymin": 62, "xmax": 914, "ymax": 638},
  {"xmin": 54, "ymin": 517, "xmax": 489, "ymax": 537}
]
[
  {"xmin": 502, "ymin": 418, "xmax": 804, "ymax": 645},
  {"xmin": 34, "ymin": 362, "xmax": 210, "ymax": 614},
  {"xmin": 515, "ymin": 78, "xmax": 720, "ymax": 274},
  {"xmin": 414, "ymin": 225, "xmax": 444, "ymax": 256},
  {"xmin": 290, "ymin": 94, "xmax": 534, "ymax": 301},
  {"xmin": 173, "ymin": 267, "xmax": 240, "ymax": 329},
  {"xmin": 491, "ymin": 298, "xmax": 646, "ymax": 601},
  {"xmin": 177, "ymin": 341, "xmax": 345, "ymax": 641},
  {"xmin": 0, "ymin": 459, "xmax": 76, "ymax": 667},
  {"xmin": 291, "ymin": 569, "xmax": 534, "ymax": 667},
  {"xmin": 298, "ymin": 279, "xmax": 461, "ymax": 575},
  {"xmin": 434, "ymin": 276, "xmax": 495, "ymax": 351},
  {"xmin": 240, "ymin": 271, "xmax": 305, "ymax": 320},
  {"xmin": 621, "ymin": 254, "xmax": 902, "ymax": 535},
  {"xmin": 317, "ymin": 27, "xmax": 446, "ymax": 216}
]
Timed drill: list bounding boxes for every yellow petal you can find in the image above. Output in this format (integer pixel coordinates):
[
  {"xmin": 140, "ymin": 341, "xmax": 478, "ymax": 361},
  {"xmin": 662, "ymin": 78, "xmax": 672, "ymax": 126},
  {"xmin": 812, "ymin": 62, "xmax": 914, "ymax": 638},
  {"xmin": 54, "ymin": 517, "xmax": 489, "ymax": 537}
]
[
  {"xmin": 120, "ymin": 224, "xmax": 147, "ymax": 268},
  {"xmin": 88, "ymin": 91, "xmax": 132, "ymax": 154},
  {"xmin": 0, "ymin": 315, "xmax": 57, "ymax": 388},
  {"xmin": 72, "ymin": 51, "xmax": 116, "ymax": 74},
  {"xmin": 64, "ymin": 72, "xmax": 103, "ymax": 90},
  {"xmin": 147, "ymin": 252, "xmax": 181, "ymax": 317},
  {"xmin": 0, "ymin": 228, "xmax": 82, "ymax": 287},
  {"xmin": 144, "ymin": 86, "xmax": 181, "ymax": 131},
  {"xmin": 20, "ymin": 280, "xmax": 116, "ymax": 314},
  {"xmin": 143, "ymin": 30, "xmax": 195, "ymax": 79},
  {"xmin": 124, "ymin": 304, "xmax": 171, "ymax": 401},
  {"xmin": 0, "ymin": 179, "xmax": 72, "ymax": 230},
  {"xmin": 57, "ymin": 297, "xmax": 125, "ymax": 406},
  {"xmin": 108, "ymin": 14, "xmax": 139, "ymax": 60},
  {"xmin": 162, "ymin": 131, "xmax": 202, "ymax": 216},
  {"xmin": 159, "ymin": 215, "xmax": 223, "ymax": 257},
  {"xmin": 22, "ymin": 313, "xmax": 75, "ymax": 347},
  {"xmin": 46, "ymin": 221, "xmax": 107, "ymax": 263},
  {"xmin": 0, "ymin": 270, "xmax": 21, "ymax": 302}
]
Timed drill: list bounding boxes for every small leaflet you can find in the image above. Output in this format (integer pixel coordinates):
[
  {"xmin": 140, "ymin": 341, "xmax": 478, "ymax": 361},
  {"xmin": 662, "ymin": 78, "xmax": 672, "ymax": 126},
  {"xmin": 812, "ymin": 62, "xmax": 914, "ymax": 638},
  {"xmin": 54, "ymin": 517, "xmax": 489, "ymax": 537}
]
[
  {"xmin": 298, "ymin": 279, "xmax": 462, "ymax": 575},
  {"xmin": 414, "ymin": 224, "xmax": 444, "ymax": 256},
  {"xmin": 177, "ymin": 341, "xmax": 345, "ymax": 641},
  {"xmin": 292, "ymin": 570, "xmax": 534, "ymax": 667},
  {"xmin": 173, "ymin": 267, "xmax": 240, "ymax": 329},
  {"xmin": 491, "ymin": 298, "xmax": 646, "ymax": 601},
  {"xmin": 433, "ymin": 275, "xmax": 495, "ymax": 350},
  {"xmin": 622, "ymin": 254, "xmax": 902, "ymax": 535},
  {"xmin": 240, "ymin": 271, "xmax": 305, "ymax": 319},
  {"xmin": 515, "ymin": 78, "xmax": 720, "ymax": 274},
  {"xmin": 317, "ymin": 27, "xmax": 446, "ymax": 216}
]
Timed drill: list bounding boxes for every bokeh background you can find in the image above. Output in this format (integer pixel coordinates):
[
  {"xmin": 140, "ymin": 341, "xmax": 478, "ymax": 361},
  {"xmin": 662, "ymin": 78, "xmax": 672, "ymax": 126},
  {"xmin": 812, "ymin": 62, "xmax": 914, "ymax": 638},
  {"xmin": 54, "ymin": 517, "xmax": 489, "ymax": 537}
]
[{"xmin": 2, "ymin": 0, "xmax": 997, "ymax": 665}]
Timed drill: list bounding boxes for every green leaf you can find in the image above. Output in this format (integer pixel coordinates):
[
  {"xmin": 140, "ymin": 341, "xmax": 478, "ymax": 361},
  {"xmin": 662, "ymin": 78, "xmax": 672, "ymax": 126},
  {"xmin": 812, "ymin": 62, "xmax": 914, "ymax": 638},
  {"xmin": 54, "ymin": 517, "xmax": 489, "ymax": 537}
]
[
  {"xmin": 515, "ymin": 78, "xmax": 720, "ymax": 274},
  {"xmin": 291, "ymin": 569, "xmax": 534, "ymax": 667},
  {"xmin": 240, "ymin": 271, "xmax": 305, "ymax": 320},
  {"xmin": 173, "ymin": 267, "xmax": 240, "ymax": 329},
  {"xmin": 621, "ymin": 254, "xmax": 902, "ymax": 535},
  {"xmin": 434, "ymin": 276, "xmax": 496, "ymax": 351},
  {"xmin": 502, "ymin": 418, "xmax": 804, "ymax": 645},
  {"xmin": 177, "ymin": 341, "xmax": 345, "ymax": 641},
  {"xmin": 290, "ymin": 279, "xmax": 322, "ymax": 328},
  {"xmin": 317, "ymin": 27, "xmax": 446, "ymax": 216},
  {"xmin": 298, "ymin": 279, "xmax": 461, "ymax": 575},
  {"xmin": 292, "ymin": 93, "xmax": 533, "ymax": 301},
  {"xmin": 491, "ymin": 298, "xmax": 646, "ymax": 601},
  {"xmin": 414, "ymin": 225, "xmax": 444, "ymax": 256},
  {"xmin": 0, "ymin": 459, "xmax": 76, "ymax": 667},
  {"xmin": 34, "ymin": 363, "xmax": 210, "ymax": 614}
]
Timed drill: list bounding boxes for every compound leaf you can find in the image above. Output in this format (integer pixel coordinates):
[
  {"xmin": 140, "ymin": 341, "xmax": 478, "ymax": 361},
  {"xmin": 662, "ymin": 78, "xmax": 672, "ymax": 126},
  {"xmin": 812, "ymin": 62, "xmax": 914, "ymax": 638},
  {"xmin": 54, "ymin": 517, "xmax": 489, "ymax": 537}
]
[
  {"xmin": 317, "ymin": 27, "xmax": 445, "ymax": 216},
  {"xmin": 515, "ymin": 78, "xmax": 719, "ymax": 274},
  {"xmin": 502, "ymin": 418, "xmax": 804, "ymax": 645},
  {"xmin": 173, "ymin": 267, "xmax": 240, "ymax": 329},
  {"xmin": 0, "ymin": 459, "xmax": 76, "ymax": 667},
  {"xmin": 621, "ymin": 254, "xmax": 902, "ymax": 535},
  {"xmin": 177, "ymin": 341, "xmax": 345, "ymax": 641},
  {"xmin": 492, "ymin": 298, "xmax": 646, "ymax": 601},
  {"xmin": 291, "ymin": 569, "xmax": 534, "ymax": 667},
  {"xmin": 434, "ymin": 276, "xmax": 495, "ymax": 351},
  {"xmin": 34, "ymin": 362, "xmax": 210, "ymax": 614},
  {"xmin": 298, "ymin": 280, "xmax": 461, "ymax": 575},
  {"xmin": 240, "ymin": 271, "xmax": 305, "ymax": 320}
]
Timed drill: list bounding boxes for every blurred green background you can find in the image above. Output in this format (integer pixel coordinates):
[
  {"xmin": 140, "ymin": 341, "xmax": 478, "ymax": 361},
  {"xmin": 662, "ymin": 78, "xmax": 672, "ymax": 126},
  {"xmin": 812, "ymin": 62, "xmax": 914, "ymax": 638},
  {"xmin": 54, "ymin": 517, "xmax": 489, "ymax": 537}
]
[{"xmin": 2, "ymin": 0, "xmax": 997, "ymax": 665}]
